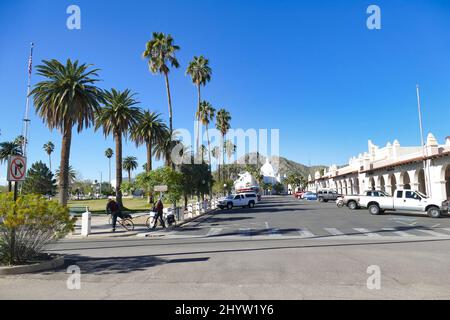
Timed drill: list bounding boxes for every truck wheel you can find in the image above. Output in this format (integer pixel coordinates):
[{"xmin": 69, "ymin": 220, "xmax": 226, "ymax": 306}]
[
  {"xmin": 336, "ymin": 201, "xmax": 344, "ymax": 208},
  {"xmin": 248, "ymin": 201, "xmax": 255, "ymax": 208},
  {"xmin": 348, "ymin": 201, "xmax": 357, "ymax": 210},
  {"xmin": 227, "ymin": 202, "xmax": 233, "ymax": 210},
  {"xmin": 427, "ymin": 207, "xmax": 441, "ymax": 218},
  {"xmin": 368, "ymin": 204, "xmax": 381, "ymax": 215}
]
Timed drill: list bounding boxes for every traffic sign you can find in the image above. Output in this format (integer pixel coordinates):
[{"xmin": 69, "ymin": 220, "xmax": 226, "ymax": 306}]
[
  {"xmin": 154, "ymin": 185, "xmax": 168, "ymax": 192},
  {"xmin": 7, "ymin": 156, "xmax": 27, "ymax": 182}
]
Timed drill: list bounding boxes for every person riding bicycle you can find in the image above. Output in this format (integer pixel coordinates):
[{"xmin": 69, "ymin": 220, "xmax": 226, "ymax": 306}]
[{"xmin": 152, "ymin": 196, "xmax": 166, "ymax": 229}]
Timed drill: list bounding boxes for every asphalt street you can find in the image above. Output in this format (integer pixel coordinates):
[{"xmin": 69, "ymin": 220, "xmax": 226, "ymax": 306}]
[{"xmin": 1, "ymin": 196, "xmax": 450, "ymax": 299}]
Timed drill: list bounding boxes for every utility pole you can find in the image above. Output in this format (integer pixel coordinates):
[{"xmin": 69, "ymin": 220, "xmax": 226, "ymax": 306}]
[{"xmin": 22, "ymin": 42, "xmax": 34, "ymax": 157}]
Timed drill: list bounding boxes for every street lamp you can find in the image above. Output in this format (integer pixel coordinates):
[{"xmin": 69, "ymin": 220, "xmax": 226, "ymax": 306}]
[{"xmin": 223, "ymin": 183, "xmax": 227, "ymax": 196}]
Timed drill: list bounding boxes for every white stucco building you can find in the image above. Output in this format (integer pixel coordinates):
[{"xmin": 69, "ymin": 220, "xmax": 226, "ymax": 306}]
[{"xmin": 307, "ymin": 133, "xmax": 450, "ymax": 200}]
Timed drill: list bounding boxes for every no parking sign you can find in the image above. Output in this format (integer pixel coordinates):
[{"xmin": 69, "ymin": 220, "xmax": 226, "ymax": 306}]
[{"xmin": 7, "ymin": 155, "xmax": 27, "ymax": 182}]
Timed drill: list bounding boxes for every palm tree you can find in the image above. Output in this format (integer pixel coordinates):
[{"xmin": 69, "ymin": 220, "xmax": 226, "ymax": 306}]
[
  {"xmin": 105, "ymin": 148, "xmax": 113, "ymax": 186},
  {"xmin": 197, "ymin": 100, "xmax": 215, "ymax": 166},
  {"xmin": 224, "ymin": 140, "xmax": 237, "ymax": 180},
  {"xmin": 123, "ymin": 156, "xmax": 138, "ymax": 182},
  {"xmin": 143, "ymin": 32, "xmax": 180, "ymax": 140},
  {"xmin": 31, "ymin": 59, "xmax": 102, "ymax": 206},
  {"xmin": 95, "ymin": 89, "xmax": 141, "ymax": 207},
  {"xmin": 215, "ymin": 109, "xmax": 231, "ymax": 181},
  {"xmin": 130, "ymin": 110, "xmax": 168, "ymax": 172},
  {"xmin": 55, "ymin": 165, "xmax": 77, "ymax": 196},
  {"xmin": 186, "ymin": 56, "xmax": 212, "ymax": 153},
  {"xmin": 43, "ymin": 141, "xmax": 55, "ymax": 171},
  {"xmin": 211, "ymin": 146, "xmax": 221, "ymax": 176},
  {"xmin": 0, "ymin": 140, "xmax": 23, "ymax": 191}
]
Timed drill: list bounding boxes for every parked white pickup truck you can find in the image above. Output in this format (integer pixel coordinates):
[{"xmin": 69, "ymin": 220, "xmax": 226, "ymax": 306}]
[
  {"xmin": 358, "ymin": 189, "xmax": 449, "ymax": 218},
  {"xmin": 218, "ymin": 193, "xmax": 258, "ymax": 210}
]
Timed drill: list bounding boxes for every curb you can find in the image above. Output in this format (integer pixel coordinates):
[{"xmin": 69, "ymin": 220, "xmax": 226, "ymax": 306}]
[
  {"xmin": 66, "ymin": 231, "xmax": 139, "ymax": 239},
  {"xmin": 175, "ymin": 208, "xmax": 218, "ymax": 227},
  {"xmin": 0, "ymin": 255, "xmax": 65, "ymax": 275}
]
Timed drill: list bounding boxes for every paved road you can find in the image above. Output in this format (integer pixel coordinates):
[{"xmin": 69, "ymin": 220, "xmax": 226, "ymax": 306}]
[{"xmin": 1, "ymin": 196, "xmax": 450, "ymax": 299}]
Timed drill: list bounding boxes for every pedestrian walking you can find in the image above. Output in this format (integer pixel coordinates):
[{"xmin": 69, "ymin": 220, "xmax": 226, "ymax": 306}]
[{"xmin": 152, "ymin": 197, "xmax": 166, "ymax": 229}]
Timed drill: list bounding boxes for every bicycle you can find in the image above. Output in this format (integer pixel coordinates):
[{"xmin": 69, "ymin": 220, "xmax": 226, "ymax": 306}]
[
  {"xmin": 108, "ymin": 213, "xmax": 135, "ymax": 231},
  {"xmin": 145, "ymin": 210, "xmax": 175, "ymax": 230}
]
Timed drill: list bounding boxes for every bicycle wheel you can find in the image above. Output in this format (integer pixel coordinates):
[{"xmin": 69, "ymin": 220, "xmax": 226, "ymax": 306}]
[
  {"xmin": 145, "ymin": 217, "xmax": 154, "ymax": 230},
  {"xmin": 121, "ymin": 219, "xmax": 134, "ymax": 231}
]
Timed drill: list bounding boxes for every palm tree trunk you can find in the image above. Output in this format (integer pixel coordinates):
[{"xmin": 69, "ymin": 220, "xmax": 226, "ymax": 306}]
[
  {"xmin": 48, "ymin": 153, "xmax": 52, "ymax": 172},
  {"xmin": 146, "ymin": 140, "xmax": 153, "ymax": 204},
  {"xmin": 115, "ymin": 131, "xmax": 123, "ymax": 208},
  {"xmin": 222, "ymin": 134, "xmax": 226, "ymax": 182},
  {"xmin": 59, "ymin": 126, "xmax": 72, "ymax": 206},
  {"xmin": 206, "ymin": 124, "xmax": 212, "ymax": 167},
  {"xmin": 108, "ymin": 157, "xmax": 111, "ymax": 187},
  {"xmin": 164, "ymin": 72, "xmax": 175, "ymax": 169},
  {"xmin": 128, "ymin": 170, "xmax": 131, "ymax": 183},
  {"xmin": 196, "ymin": 84, "xmax": 201, "ymax": 155}
]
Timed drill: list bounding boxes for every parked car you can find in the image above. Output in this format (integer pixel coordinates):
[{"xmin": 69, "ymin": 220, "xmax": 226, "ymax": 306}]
[
  {"xmin": 359, "ymin": 189, "xmax": 449, "ymax": 218},
  {"xmin": 294, "ymin": 191, "xmax": 304, "ymax": 199},
  {"xmin": 336, "ymin": 195, "xmax": 361, "ymax": 210},
  {"xmin": 317, "ymin": 190, "xmax": 342, "ymax": 203},
  {"xmin": 303, "ymin": 192, "xmax": 318, "ymax": 201},
  {"xmin": 218, "ymin": 193, "xmax": 257, "ymax": 210}
]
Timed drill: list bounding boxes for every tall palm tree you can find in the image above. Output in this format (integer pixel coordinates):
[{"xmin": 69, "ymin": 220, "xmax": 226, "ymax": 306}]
[
  {"xmin": 143, "ymin": 32, "xmax": 180, "ymax": 140},
  {"xmin": 105, "ymin": 148, "xmax": 113, "ymax": 186},
  {"xmin": 31, "ymin": 59, "xmax": 102, "ymax": 206},
  {"xmin": 224, "ymin": 140, "xmax": 237, "ymax": 180},
  {"xmin": 216, "ymin": 109, "xmax": 231, "ymax": 181},
  {"xmin": 130, "ymin": 110, "xmax": 168, "ymax": 172},
  {"xmin": 197, "ymin": 100, "xmax": 215, "ymax": 166},
  {"xmin": 95, "ymin": 89, "xmax": 142, "ymax": 207},
  {"xmin": 55, "ymin": 165, "xmax": 77, "ymax": 185},
  {"xmin": 43, "ymin": 141, "xmax": 55, "ymax": 171},
  {"xmin": 0, "ymin": 140, "xmax": 23, "ymax": 191},
  {"xmin": 186, "ymin": 56, "xmax": 212, "ymax": 153},
  {"xmin": 123, "ymin": 156, "xmax": 138, "ymax": 182}
]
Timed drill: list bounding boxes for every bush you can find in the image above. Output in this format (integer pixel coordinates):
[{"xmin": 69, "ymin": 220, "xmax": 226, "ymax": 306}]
[{"xmin": 0, "ymin": 193, "xmax": 76, "ymax": 265}]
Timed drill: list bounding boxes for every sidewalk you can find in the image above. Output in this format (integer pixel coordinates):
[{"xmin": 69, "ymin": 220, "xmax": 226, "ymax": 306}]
[{"xmin": 66, "ymin": 207, "xmax": 217, "ymax": 239}]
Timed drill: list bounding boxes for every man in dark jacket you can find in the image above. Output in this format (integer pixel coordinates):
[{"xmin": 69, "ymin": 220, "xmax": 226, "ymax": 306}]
[
  {"xmin": 152, "ymin": 197, "xmax": 166, "ymax": 229},
  {"xmin": 106, "ymin": 198, "xmax": 120, "ymax": 232}
]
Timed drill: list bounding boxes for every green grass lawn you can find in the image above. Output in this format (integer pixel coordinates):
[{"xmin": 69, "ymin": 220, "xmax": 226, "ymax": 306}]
[{"xmin": 68, "ymin": 198, "xmax": 152, "ymax": 214}]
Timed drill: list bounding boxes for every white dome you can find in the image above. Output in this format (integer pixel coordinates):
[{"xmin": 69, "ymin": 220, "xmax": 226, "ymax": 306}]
[{"xmin": 260, "ymin": 158, "xmax": 276, "ymax": 177}]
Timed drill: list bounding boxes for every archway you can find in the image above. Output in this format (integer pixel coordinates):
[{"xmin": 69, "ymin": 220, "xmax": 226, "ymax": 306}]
[
  {"xmin": 445, "ymin": 165, "xmax": 450, "ymax": 199},
  {"xmin": 354, "ymin": 178, "xmax": 360, "ymax": 194},
  {"xmin": 343, "ymin": 180, "xmax": 348, "ymax": 195},
  {"xmin": 389, "ymin": 174, "xmax": 397, "ymax": 195},
  {"xmin": 369, "ymin": 177, "xmax": 375, "ymax": 191},
  {"xmin": 379, "ymin": 176, "xmax": 386, "ymax": 192},
  {"xmin": 416, "ymin": 169, "xmax": 426, "ymax": 194},
  {"xmin": 338, "ymin": 181, "xmax": 342, "ymax": 194},
  {"xmin": 402, "ymin": 172, "xmax": 411, "ymax": 190},
  {"xmin": 349, "ymin": 179, "xmax": 354, "ymax": 195}
]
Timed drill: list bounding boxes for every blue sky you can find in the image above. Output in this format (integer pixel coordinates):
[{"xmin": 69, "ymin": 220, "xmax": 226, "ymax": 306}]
[{"xmin": 1, "ymin": 0, "xmax": 450, "ymax": 184}]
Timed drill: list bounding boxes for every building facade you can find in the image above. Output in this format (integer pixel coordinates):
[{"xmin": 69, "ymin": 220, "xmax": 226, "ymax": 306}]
[{"xmin": 307, "ymin": 134, "xmax": 450, "ymax": 200}]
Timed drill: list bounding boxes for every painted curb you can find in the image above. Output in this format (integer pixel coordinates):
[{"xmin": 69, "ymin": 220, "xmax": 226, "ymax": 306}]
[{"xmin": 0, "ymin": 255, "xmax": 65, "ymax": 275}]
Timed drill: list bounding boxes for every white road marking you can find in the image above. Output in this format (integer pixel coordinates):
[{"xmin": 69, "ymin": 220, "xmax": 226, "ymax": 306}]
[
  {"xmin": 441, "ymin": 228, "xmax": 450, "ymax": 232},
  {"xmin": 431, "ymin": 224, "xmax": 441, "ymax": 228},
  {"xmin": 206, "ymin": 228, "xmax": 223, "ymax": 237},
  {"xmin": 353, "ymin": 228, "xmax": 382, "ymax": 237},
  {"xmin": 382, "ymin": 228, "xmax": 415, "ymax": 237},
  {"xmin": 297, "ymin": 228, "xmax": 314, "ymax": 238},
  {"xmin": 416, "ymin": 229, "xmax": 448, "ymax": 237},
  {"xmin": 324, "ymin": 228, "xmax": 345, "ymax": 236},
  {"xmin": 265, "ymin": 222, "xmax": 281, "ymax": 236}
]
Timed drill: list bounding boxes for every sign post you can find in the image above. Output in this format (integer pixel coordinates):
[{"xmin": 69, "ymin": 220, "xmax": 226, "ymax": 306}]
[
  {"xmin": 6, "ymin": 155, "xmax": 27, "ymax": 264},
  {"xmin": 154, "ymin": 185, "xmax": 168, "ymax": 199}
]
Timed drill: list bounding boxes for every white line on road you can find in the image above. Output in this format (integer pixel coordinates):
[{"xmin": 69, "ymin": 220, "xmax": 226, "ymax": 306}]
[
  {"xmin": 382, "ymin": 228, "xmax": 415, "ymax": 237},
  {"xmin": 206, "ymin": 228, "xmax": 223, "ymax": 237},
  {"xmin": 297, "ymin": 228, "xmax": 314, "ymax": 238},
  {"xmin": 265, "ymin": 222, "xmax": 282, "ymax": 236},
  {"xmin": 353, "ymin": 228, "xmax": 382, "ymax": 237},
  {"xmin": 416, "ymin": 229, "xmax": 448, "ymax": 237},
  {"xmin": 324, "ymin": 228, "xmax": 345, "ymax": 236}
]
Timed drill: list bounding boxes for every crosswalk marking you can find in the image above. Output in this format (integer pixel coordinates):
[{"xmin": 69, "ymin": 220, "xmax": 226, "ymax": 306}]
[
  {"xmin": 324, "ymin": 228, "xmax": 345, "ymax": 236},
  {"xmin": 206, "ymin": 228, "xmax": 223, "ymax": 237},
  {"xmin": 416, "ymin": 229, "xmax": 448, "ymax": 237},
  {"xmin": 353, "ymin": 228, "xmax": 381, "ymax": 237},
  {"xmin": 440, "ymin": 228, "xmax": 450, "ymax": 233},
  {"xmin": 297, "ymin": 228, "xmax": 315, "ymax": 238},
  {"xmin": 382, "ymin": 228, "xmax": 415, "ymax": 237}
]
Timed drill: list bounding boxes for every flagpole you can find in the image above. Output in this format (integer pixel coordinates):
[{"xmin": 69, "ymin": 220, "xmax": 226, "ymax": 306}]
[
  {"xmin": 416, "ymin": 84, "xmax": 432, "ymax": 197},
  {"xmin": 22, "ymin": 42, "xmax": 34, "ymax": 157}
]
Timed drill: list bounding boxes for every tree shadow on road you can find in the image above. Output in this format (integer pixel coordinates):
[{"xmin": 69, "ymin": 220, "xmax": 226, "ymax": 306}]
[{"xmin": 55, "ymin": 254, "xmax": 210, "ymax": 275}]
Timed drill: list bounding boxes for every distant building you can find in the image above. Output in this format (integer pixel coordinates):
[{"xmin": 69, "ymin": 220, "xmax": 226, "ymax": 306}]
[{"xmin": 307, "ymin": 134, "xmax": 450, "ymax": 200}]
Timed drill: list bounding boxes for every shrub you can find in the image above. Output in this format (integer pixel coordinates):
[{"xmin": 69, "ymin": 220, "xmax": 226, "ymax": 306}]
[{"xmin": 0, "ymin": 193, "xmax": 76, "ymax": 265}]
